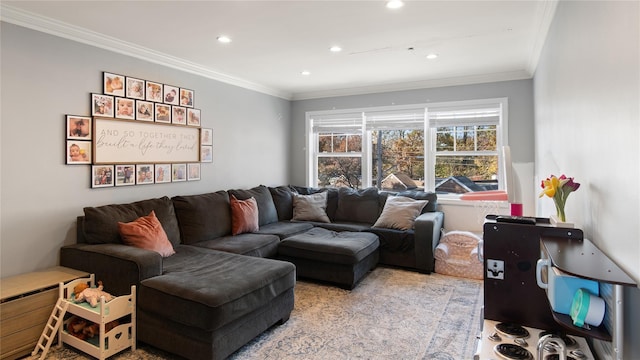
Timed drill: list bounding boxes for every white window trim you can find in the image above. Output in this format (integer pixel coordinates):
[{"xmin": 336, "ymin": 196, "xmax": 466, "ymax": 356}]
[{"xmin": 305, "ymin": 98, "xmax": 508, "ymax": 193}]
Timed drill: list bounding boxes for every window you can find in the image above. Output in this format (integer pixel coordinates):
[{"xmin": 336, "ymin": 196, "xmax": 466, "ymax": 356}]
[
  {"xmin": 428, "ymin": 105, "xmax": 503, "ymax": 194},
  {"xmin": 306, "ymin": 99, "xmax": 507, "ymax": 196},
  {"xmin": 309, "ymin": 112, "xmax": 363, "ymax": 188},
  {"xmin": 365, "ymin": 108, "xmax": 426, "ymax": 191}
]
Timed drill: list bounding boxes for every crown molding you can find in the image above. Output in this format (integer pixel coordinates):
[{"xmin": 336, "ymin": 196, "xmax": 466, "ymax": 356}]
[
  {"xmin": 0, "ymin": 4, "xmax": 293, "ymax": 100},
  {"xmin": 1, "ymin": 3, "xmax": 546, "ymax": 103},
  {"xmin": 290, "ymin": 70, "xmax": 532, "ymax": 101},
  {"xmin": 526, "ymin": 0, "xmax": 559, "ymax": 76}
]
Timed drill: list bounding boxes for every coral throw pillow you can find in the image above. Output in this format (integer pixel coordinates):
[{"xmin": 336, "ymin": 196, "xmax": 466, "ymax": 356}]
[
  {"xmin": 117, "ymin": 210, "xmax": 175, "ymax": 257},
  {"xmin": 230, "ymin": 195, "xmax": 259, "ymax": 235}
]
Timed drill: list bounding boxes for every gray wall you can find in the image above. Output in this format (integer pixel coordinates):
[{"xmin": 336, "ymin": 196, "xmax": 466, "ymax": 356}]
[
  {"xmin": 533, "ymin": 1, "xmax": 639, "ymax": 357},
  {"xmin": 0, "ymin": 23, "xmax": 291, "ymax": 277},
  {"xmin": 290, "ymin": 79, "xmax": 535, "ymax": 186}
]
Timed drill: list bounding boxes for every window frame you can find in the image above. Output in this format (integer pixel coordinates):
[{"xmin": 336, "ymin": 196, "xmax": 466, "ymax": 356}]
[{"xmin": 306, "ymin": 98, "xmax": 508, "ymax": 195}]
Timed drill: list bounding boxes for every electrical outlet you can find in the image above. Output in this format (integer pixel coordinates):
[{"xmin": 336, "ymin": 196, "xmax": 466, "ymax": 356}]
[{"xmin": 487, "ymin": 259, "xmax": 505, "ymax": 280}]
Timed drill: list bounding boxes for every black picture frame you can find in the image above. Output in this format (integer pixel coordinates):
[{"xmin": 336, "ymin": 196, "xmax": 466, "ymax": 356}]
[
  {"xmin": 91, "ymin": 93, "xmax": 114, "ymax": 117},
  {"xmin": 126, "ymin": 76, "xmax": 145, "ymax": 100},
  {"xmin": 163, "ymin": 84, "xmax": 179, "ymax": 105},
  {"xmin": 179, "ymin": 88, "xmax": 194, "ymax": 107},
  {"xmin": 92, "ymin": 165, "xmax": 115, "ymax": 188},
  {"xmin": 66, "ymin": 115, "xmax": 92, "ymax": 140},
  {"xmin": 103, "ymin": 72, "xmax": 125, "ymax": 97}
]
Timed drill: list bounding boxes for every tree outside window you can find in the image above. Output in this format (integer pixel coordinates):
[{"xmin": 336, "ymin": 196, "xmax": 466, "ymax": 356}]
[
  {"xmin": 317, "ymin": 132, "xmax": 362, "ymax": 188},
  {"xmin": 372, "ymin": 130, "xmax": 424, "ymax": 190}
]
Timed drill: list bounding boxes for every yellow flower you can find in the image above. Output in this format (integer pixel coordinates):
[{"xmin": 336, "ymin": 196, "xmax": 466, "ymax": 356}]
[
  {"xmin": 538, "ymin": 174, "xmax": 581, "ymax": 222},
  {"xmin": 539, "ymin": 176, "xmax": 559, "ymax": 198}
]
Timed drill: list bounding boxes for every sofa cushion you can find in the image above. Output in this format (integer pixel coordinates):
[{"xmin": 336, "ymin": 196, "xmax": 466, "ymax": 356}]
[
  {"xmin": 334, "ymin": 187, "xmax": 381, "ymax": 224},
  {"xmin": 228, "ymin": 185, "xmax": 278, "ymax": 226},
  {"xmin": 373, "ymin": 196, "xmax": 428, "ymax": 231},
  {"xmin": 83, "ymin": 196, "xmax": 181, "ymax": 246},
  {"xmin": 289, "ymin": 185, "xmax": 322, "ymax": 195},
  {"xmin": 395, "ymin": 190, "xmax": 438, "ymax": 213},
  {"xmin": 366, "ymin": 227, "xmax": 417, "ymax": 268},
  {"xmin": 292, "ymin": 192, "xmax": 330, "ymax": 223},
  {"xmin": 269, "ymin": 186, "xmax": 295, "ymax": 221},
  {"xmin": 172, "ymin": 191, "xmax": 231, "ymax": 245},
  {"xmin": 325, "ymin": 188, "xmax": 340, "ymax": 220},
  {"xmin": 311, "ymin": 222, "xmax": 372, "ymax": 232},
  {"xmin": 278, "ymin": 227, "xmax": 379, "ymax": 265},
  {"xmin": 230, "ymin": 195, "xmax": 259, "ymax": 235},
  {"xmin": 117, "ymin": 210, "xmax": 175, "ymax": 257},
  {"xmin": 139, "ymin": 246, "xmax": 295, "ymax": 331},
  {"xmin": 256, "ymin": 221, "xmax": 314, "ymax": 240},
  {"xmin": 192, "ymin": 233, "xmax": 280, "ymax": 258}
]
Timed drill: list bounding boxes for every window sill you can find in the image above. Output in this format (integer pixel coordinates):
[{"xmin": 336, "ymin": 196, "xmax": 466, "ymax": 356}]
[{"xmin": 437, "ymin": 197, "xmax": 510, "ymax": 209}]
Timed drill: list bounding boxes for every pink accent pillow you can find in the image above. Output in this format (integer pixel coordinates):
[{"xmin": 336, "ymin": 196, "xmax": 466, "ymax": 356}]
[
  {"xmin": 230, "ymin": 195, "xmax": 259, "ymax": 235},
  {"xmin": 117, "ymin": 210, "xmax": 175, "ymax": 257}
]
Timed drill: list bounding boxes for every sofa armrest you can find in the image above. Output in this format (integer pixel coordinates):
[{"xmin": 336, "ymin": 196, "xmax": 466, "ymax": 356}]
[
  {"xmin": 413, "ymin": 211, "xmax": 445, "ymax": 273},
  {"xmin": 60, "ymin": 243, "xmax": 162, "ymax": 296}
]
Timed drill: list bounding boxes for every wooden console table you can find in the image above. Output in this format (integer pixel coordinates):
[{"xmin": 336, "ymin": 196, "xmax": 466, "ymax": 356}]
[{"xmin": 0, "ymin": 266, "xmax": 88, "ymax": 360}]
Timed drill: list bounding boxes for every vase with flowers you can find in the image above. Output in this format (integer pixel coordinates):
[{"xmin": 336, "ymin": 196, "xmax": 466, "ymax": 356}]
[{"xmin": 539, "ymin": 174, "xmax": 580, "ymax": 226}]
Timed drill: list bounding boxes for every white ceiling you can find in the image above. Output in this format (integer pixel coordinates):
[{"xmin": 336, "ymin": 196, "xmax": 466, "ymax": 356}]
[{"xmin": 1, "ymin": 1, "xmax": 557, "ymax": 100}]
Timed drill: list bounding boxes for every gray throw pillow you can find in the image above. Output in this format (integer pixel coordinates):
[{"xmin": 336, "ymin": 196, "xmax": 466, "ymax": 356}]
[
  {"xmin": 292, "ymin": 192, "xmax": 331, "ymax": 223},
  {"xmin": 372, "ymin": 196, "xmax": 428, "ymax": 230}
]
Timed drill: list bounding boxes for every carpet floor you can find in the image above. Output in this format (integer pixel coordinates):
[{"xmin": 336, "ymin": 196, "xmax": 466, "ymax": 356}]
[{"xmin": 36, "ymin": 267, "xmax": 483, "ymax": 360}]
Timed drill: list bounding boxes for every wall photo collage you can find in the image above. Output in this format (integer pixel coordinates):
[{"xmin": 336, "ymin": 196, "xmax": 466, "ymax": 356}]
[{"xmin": 66, "ymin": 72, "xmax": 213, "ymax": 188}]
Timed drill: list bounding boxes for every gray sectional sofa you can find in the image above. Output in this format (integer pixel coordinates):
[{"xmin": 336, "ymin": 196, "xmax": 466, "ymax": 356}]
[{"xmin": 60, "ymin": 185, "xmax": 444, "ymax": 360}]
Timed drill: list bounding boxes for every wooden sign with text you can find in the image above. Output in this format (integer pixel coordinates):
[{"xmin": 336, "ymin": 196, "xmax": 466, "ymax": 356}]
[{"xmin": 93, "ymin": 117, "xmax": 200, "ymax": 164}]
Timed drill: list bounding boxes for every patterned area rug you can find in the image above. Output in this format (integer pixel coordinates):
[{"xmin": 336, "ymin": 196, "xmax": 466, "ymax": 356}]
[{"xmin": 38, "ymin": 267, "xmax": 483, "ymax": 360}]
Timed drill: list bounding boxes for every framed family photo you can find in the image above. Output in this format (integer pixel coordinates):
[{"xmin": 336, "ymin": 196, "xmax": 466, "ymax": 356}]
[
  {"xmin": 164, "ymin": 85, "xmax": 179, "ymax": 105},
  {"xmin": 126, "ymin": 76, "xmax": 145, "ymax": 100},
  {"xmin": 172, "ymin": 164, "xmax": 187, "ymax": 182},
  {"xmin": 155, "ymin": 103, "xmax": 172, "ymax": 123},
  {"xmin": 187, "ymin": 108, "xmax": 201, "ymax": 126},
  {"xmin": 92, "ymin": 165, "xmax": 114, "ymax": 188},
  {"xmin": 146, "ymin": 81, "xmax": 163, "ymax": 102},
  {"xmin": 172, "ymin": 106, "xmax": 187, "ymax": 125},
  {"xmin": 188, "ymin": 163, "xmax": 201, "ymax": 181},
  {"xmin": 136, "ymin": 164, "xmax": 155, "ymax": 185},
  {"xmin": 180, "ymin": 88, "xmax": 194, "ymax": 107},
  {"xmin": 66, "ymin": 140, "xmax": 92, "ymax": 164},
  {"xmin": 91, "ymin": 93, "xmax": 114, "ymax": 117},
  {"xmin": 115, "ymin": 165, "xmax": 136, "ymax": 186},
  {"xmin": 67, "ymin": 115, "xmax": 92, "ymax": 140},
  {"xmin": 201, "ymin": 145, "xmax": 212, "ymax": 163},
  {"xmin": 103, "ymin": 72, "xmax": 125, "ymax": 97},
  {"xmin": 201, "ymin": 128, "xmax": 213, "ymax": 145},
  {"xmin": 136, "ymin": 100, "xmax": 154, "ymax": 121},
  {"xmin": 115, "ymin": 97, "xmax": 135, "ymax": 120},
  {"xmin": 155, "ymin": 164, "xmax": 172, "ymax": 183}
]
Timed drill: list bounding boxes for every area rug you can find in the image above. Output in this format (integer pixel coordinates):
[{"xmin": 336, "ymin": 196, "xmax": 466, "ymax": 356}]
[{"xmin": 38, "ymin": 267, "xmax": 483, "ymax": 360}]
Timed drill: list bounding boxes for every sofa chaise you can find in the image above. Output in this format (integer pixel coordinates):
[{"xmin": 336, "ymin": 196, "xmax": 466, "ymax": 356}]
[{"xmin": 60, "ymin": 185, "xmax": 444, "ymax": 359}]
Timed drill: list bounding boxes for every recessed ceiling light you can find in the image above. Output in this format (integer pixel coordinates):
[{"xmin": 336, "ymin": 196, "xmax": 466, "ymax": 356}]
[
  {"xmin": 386, "ymin": 0, "xmax": 404, "ymax": 9},
  {"xmin": 216, "ymin": 35, "xmax": 232, "ymax": 43},
  {"xmin": 301, "ymin": 71, "xmax": 311, "ymax": 76},
  {"xmin": 330, "ymin": 46, "xmax": 342, "ymax": 53},
  {"xmin": 426, "ymin": 53, "xmax": 439, "ymax": 60}
]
